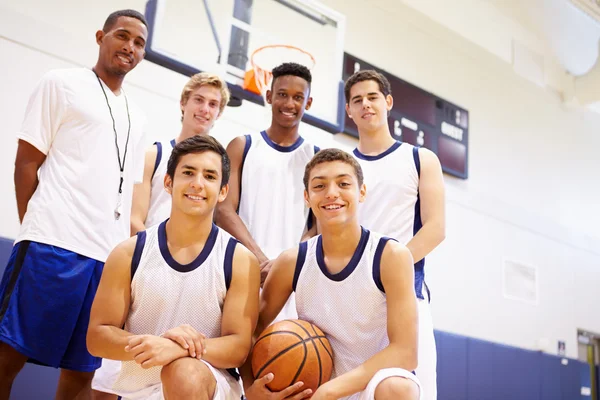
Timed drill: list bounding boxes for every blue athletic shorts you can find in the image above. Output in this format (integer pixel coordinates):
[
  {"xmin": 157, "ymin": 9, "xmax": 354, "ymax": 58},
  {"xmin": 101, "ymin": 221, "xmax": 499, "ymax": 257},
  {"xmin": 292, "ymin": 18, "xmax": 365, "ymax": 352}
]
[{"xmin": 0, "ymin": 240, "xmax": 104, "ymax": 372}]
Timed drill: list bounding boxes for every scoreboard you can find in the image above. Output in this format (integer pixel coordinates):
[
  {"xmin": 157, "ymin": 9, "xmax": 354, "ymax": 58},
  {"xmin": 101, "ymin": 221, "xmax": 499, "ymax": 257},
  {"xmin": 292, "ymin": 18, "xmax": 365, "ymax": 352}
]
[{"xmin": 342, "ymin": 53, "xmax": 469, "ymax": 179}]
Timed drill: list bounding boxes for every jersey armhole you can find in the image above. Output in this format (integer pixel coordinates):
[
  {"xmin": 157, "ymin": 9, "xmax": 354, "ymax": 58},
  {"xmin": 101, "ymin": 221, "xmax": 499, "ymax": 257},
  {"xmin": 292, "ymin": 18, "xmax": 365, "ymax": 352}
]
[
  {"xmin": 236, "ymin": 135, "xmax": 252, "ymax": 214},
  {"xmin": 412, "ymin": 146, "xmax": 420, "ymax": 178},
  {"xmin": 242, "ymin": 135, "xmax": 252, "ymax": 168},
  {"xmin": 373, "ymin": 237, "xmax": 397, "ymax": 293},
  {"xmin": 151, "ymin": 142, "xmax": 162, "ymax": 180},
  {"xmin": 292, "ymin": 241, "xmax": 308, "ymax": 292},
  {"xmin": 131, "ymin": 231, "xmax": 147, "ymax": 280},
  {"xmin": 224, "ymin": 238, "xmax": 238, "ymax": 290},
  {"xmin": 305, "ymin": 209, "xmax": 315, "ymax": 231}
]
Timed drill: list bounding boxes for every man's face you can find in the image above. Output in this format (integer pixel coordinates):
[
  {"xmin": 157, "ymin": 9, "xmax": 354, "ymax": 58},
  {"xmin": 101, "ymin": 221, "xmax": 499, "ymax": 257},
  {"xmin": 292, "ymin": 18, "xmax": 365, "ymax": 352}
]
[
  {"xmin": 345, "ymin": 80, "xmax": 392, "ymax": 133},
  {"xmin": 304, "ymin": 160, "xmax": 366, "ymax": 228},
  {"xmin": 165, "ymin": 152, "xmax": 228, "ymax": 217},
  {"xmin": 181, "ymin": 85, "xmax": 223, "ymax": 135},
  {"xmin": 266, "ymin": 75, "xmax": 312, "ymax": 129},
  {"xmin": 97, "ymin": 16, "xmax": 148, "ymax": 76}
]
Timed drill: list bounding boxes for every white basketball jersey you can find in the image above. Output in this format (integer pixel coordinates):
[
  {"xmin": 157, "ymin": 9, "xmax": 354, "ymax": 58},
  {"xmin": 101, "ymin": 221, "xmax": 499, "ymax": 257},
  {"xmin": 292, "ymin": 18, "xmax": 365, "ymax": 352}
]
[
  {"xmin": 294, "ymin": 228, "xmax": 394, "ymax": 391},
  {"xmin": 145, "ymin": 139, "xmax": 175, "ymax": 228},
  {"xmin": 111, "ymin": 221, "xmax": 239, "ymax": 395},
  {"xmin": 238, "ymin": 131, "xmax": 318, "ymax": 259},
  {"xmin": 354, "ymin": 141, "xmax": 427, "ymax": 299}
]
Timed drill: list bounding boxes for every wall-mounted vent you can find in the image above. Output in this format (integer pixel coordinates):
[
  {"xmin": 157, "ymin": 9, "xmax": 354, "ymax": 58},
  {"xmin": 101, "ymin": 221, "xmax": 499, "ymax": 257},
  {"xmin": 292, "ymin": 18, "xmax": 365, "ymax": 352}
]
[{"xmin": 503, "ymin": 259, "xmax": 538, "ymax": 305}]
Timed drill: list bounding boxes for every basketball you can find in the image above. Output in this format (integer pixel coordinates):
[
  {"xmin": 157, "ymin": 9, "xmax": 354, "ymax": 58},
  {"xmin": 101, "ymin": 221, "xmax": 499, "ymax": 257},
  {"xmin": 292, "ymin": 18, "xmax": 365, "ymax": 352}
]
[{"xmin": 251, "ymin": 319, "xmax": 333, "ymax": 393}]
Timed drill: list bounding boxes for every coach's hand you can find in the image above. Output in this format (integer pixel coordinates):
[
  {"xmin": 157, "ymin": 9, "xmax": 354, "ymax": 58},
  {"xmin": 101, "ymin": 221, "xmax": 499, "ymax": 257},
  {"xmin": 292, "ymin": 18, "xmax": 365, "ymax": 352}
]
[
  {"xmin": 245, "ymin": 373, "xmax": 312, "ymax": 400},
  {"xmin": 259, "ymin": 259, "xmax": 275, "ymax": 286},
  {"xmin": 162, "ymin": 324, "xmax": 206, "ymax": 359},
  {"xmin": 125, "ymin": 335, "xmax": 187, "ymax": 368}
]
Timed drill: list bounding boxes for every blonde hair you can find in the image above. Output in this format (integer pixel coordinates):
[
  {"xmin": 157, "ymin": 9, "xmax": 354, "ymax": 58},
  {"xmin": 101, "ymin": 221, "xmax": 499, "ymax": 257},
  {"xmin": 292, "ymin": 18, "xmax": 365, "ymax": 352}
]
[{"xmin": 180, "ymin": 72, "xmax": 231, "ymax": 115}]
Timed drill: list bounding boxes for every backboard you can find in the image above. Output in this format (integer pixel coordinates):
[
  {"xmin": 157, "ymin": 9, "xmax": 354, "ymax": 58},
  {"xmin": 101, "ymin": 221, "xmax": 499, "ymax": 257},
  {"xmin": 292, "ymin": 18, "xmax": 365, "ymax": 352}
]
[{"xmin": 144, "ymin": 0, "xmax": 346, "ymax": 133}]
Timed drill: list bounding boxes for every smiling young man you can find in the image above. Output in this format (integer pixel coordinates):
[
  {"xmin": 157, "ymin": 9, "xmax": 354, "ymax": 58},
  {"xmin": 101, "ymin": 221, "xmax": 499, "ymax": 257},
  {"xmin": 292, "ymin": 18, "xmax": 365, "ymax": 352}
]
[
  {"xmin": 242, "ymin": 149, "xmax": 421, "ymax": 400},
  {"xmin": 345, "ymin": 70, "xmax": 446, "ymax": 400},
  {"xmin": 0, "ymin": 9, "xmax": 148, "ymax": 399},
  {"xmin": 93, "ymin": 73, "xmax": 231, "ymax": 399},
  {"xmin": 87, "ymin": 135, "xmax": 260, "ymax": 400},
  {"xmin": 215, "ymin": 62, "xmax": 319, "ymax": 315},
  {"xmin": 130, "ymin": 72, "xmax": 231, "ymax": 235}
]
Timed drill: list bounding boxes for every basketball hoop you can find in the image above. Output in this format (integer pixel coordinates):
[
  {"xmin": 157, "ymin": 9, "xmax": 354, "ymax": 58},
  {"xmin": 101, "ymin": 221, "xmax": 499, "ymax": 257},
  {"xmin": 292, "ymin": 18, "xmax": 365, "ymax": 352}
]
[{"xmin": 243, "ymin": 44, "xmax": 316, "ymax": 104}]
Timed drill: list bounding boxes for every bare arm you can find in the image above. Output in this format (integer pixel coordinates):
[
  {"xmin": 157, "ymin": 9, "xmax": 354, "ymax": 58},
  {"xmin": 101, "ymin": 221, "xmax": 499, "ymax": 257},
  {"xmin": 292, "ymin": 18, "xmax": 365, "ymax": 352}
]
[
  {"xmin": 86, "ymin": 236, "xmax": 188, "ymax": 363},
  {"xmin": 240, "ymin": 247, "xmax": 298, "ymax": 391},
  {"xmin": 87, "ymin": 237, "xmax": 137, "ymax": 359},
  {"xmin": 215, "ymin": 136, "xmax": 268, "ymax": 263},
  {"xmin": 201, "ymin": 244, "xmax": 261, "ymax": 369},
  {"xmin": 316, "ymin": 241, "xmax": 418, "ymax": 399},
  {"xmin": 14, "ymin": 140, "xmax": 46, "ymax": 223},
  {"xmin": 130, "ymin": 145, "xmax": 158, "ymax": 235},
  {"xmin": 406, "ymin": 148, "xmax": 446, "ymax": 263}
]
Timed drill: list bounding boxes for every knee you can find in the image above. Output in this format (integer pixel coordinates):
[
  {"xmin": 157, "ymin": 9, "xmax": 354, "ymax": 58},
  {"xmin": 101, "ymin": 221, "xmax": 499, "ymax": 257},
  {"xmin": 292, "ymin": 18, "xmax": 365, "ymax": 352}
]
[
  {"xmin": 374, "ymin": 377, "xmax": 420, "ymax": 400},
  {"xmin": 161, "ymin": 358, "xmax": 215, "ymax": 398},
  {"xmin": 0, "ymin": 361, "xmax": 22, "ymax": 382},
  {"xmin": 0, "ymin": 345, "xmax": 26, "ymax": 381},
  {"xmin": 60, "ymin": 370, "xmax": 94, "ymax": 385}
]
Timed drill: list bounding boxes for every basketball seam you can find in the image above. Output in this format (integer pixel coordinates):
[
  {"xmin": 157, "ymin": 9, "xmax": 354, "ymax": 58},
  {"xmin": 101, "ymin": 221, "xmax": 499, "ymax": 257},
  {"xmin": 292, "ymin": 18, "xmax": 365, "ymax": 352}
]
[
  {"xmin": 254, "ymin": 332, "xmax": 319, "ymax": 380},
  {"xmin": 254, "ymin": 330, "xmax": 304, "ymax": 346},
  {"xmin": 290, "ymin": 339, "xmax": 309, "ymax": 387},
  {"xmin": 309, "ymin": 324, "xmax": 334, "ymax": 362},
  {"xmin": 289, "ymin": 320, "xmax": 324, "ymax": 387},
  {"xmin": 254, "ymin": 339, "xmax": 307, "ymax": 380}
]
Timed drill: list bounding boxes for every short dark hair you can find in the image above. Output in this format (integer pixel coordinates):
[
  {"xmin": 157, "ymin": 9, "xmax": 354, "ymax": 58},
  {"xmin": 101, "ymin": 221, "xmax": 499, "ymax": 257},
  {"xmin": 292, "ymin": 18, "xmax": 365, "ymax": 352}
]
[
  {"xmin": 303, "ymin": 148, "xmax": 364, "ymax": 190},
  {"xmin": 271, "ymin": 62, "xmax": 312, "ymax": 89},
  {"xmin": 103, "ymin": 9, "xmax": 148, "ymax": 32},
  {"xmin": 344, "ymin": 70, "xmax": 391, "ymax": 103},
  {"xmin": 166, "ymin": 135, "xmax": 230, "ymax": 188}
]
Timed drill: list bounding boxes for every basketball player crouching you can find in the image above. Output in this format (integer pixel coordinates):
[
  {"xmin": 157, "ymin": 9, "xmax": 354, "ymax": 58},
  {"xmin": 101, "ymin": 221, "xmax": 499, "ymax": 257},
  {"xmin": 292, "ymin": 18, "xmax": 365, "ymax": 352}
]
[
  {"xmin": 242, "ymin": 149, "xmax": 422, "ymax": 400},
  {"xmin": 87, "ymin": 135, "xmax": 260, "ymax": 400}
]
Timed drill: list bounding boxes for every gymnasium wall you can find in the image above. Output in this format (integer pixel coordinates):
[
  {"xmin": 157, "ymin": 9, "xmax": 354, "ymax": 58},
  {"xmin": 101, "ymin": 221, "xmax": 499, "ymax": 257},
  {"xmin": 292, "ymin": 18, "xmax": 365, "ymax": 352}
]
[{"xmin": 0, "ymin": 0, "xmax": 599, "ymax": 364}]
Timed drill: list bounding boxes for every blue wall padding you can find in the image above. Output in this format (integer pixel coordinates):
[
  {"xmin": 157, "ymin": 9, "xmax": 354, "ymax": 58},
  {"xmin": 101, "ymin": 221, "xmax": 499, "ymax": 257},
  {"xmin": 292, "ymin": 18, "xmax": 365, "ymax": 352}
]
[
  {"xmin": 434, "ymin": 330, "xmax": 468, "ymax": 400},
  {"xmin": 575, "ymin": 358, "xmax": 591, "ymax": 400},
  {"xmin": 466, "ymin": 337, "xmax": 497, "ymax": 400},
  {"xmin": 0, "ymin": 237, "xmax": 14, "ymax": 270},
  {"xmin": 562, "ymin": 357, "xmax": 581, "ymax": 399},
  {"xmin": 492, "ymin": 343, "xmax": 541, "ymax": 400},
  {"xmin": 540, "ymin": 354, "xmax": 563, "ymax": 400},
  {"xmin": 12, "ymin": 363, "xmax": 60, "ymax": 399}
]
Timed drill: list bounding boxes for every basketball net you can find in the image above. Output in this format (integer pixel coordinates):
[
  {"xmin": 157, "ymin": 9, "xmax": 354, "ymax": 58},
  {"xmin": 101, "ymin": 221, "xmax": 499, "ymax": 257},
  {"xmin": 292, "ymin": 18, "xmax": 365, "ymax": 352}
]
[{"xmin": 244, "ymin": 44, "xmax": 316, "ymax": 108}]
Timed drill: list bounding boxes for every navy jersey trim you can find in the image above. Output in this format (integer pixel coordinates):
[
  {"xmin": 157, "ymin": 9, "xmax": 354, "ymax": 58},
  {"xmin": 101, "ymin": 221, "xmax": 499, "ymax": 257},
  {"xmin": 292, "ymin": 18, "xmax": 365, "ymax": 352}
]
[
  {"xmin": 226, "ymin": 368, "xmax": 240, "ymax": 380},
  {"xmin": 372, "ymin": 237, "xmax": 397, "ymax": 293},
  {"xmin": 412, "ymin": 146, "xmax": 421, "ymax": 177},
  {"xmin": 353, "ymin": 141, "xmax": 402, "ymax": 161},
  {"xmin": 260, "ymin": 130, "xmax": 305, "ymax": 153},
  {"xmin": 242, "ymin": 135, "xmax": 252, "ymax": 164},
  {"xmin": 314, "ymin": 145, "xmax": 320, "ymax": 154},
  {"xmin": 412, "ymin": 146, "xmax": 425, "ymax": 300},
  {"xmin": 316, "ymin": 227, "xmax": 370, "ymax": 281},
  {"xmin": 306, "ymin": 209, "xmax": 315, "ymax": 231},
  {"xmin": 224, "ymin": 238, "xmax": 238, "ymax": 290},
  {"xmin": 158, "ymin": 221, "xmax": 219, "ymax": 272},
  {"xmin": 131, "ymin": 231, "xmax": 147, "ymax": 280},
  {"xmin": 292, "ymin": 241, "xmax": 308, "ymax": 291},
  {"xmin": 152, "ymin": 142, "xmax": 162, "ymax": 179},
  {"xmin": 237, "ymin": 135, "xmax": 252, "ymax": 214},
  {"xmin": 170, "ymin": 138, "xmax": 176, "ymax": 148}
]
